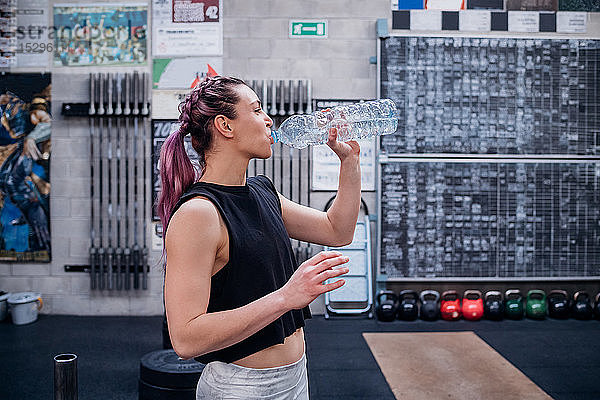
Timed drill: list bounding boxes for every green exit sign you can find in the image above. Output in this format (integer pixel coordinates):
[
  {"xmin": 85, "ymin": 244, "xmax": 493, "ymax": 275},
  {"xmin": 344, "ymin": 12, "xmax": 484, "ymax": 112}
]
[{"xmin": 289, "ymin": 20, "xmax": 328, "ymax": 38}]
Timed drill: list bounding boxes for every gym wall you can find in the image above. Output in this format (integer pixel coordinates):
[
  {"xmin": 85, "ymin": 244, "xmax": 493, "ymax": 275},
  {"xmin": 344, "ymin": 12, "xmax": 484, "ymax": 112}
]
[
  {"xmin": 2, "ymin": 0, "xmax": 599, "ymax": 316},
  {"xmin": 1, "ymin": 0, "xmax": 388, "ymax": 316}
]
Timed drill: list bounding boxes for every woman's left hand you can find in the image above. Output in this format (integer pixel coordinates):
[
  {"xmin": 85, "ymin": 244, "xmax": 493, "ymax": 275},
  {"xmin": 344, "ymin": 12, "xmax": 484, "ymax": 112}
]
[{"xmin": 326, "ymin": 127, "xmax": 360, "ymax": 162}]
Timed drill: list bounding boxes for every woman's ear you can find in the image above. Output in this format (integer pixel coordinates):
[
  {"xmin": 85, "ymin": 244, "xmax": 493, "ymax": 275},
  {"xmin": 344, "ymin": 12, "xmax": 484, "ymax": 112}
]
[{"xmin": 213, "ymin": 115, "xmax": 234, "ymax": 138}]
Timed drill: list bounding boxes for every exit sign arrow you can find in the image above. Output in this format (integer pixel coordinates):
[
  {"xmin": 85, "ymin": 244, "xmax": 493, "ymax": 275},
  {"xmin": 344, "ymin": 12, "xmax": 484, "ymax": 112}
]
[{"xmin": 289, "ymin": 20, "xmax": 328, "ymax": 38}]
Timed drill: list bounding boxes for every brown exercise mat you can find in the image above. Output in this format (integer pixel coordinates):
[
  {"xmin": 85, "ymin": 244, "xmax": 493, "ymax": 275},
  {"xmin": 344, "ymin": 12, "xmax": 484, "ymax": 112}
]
[{"xmin": 363, "ymin": 332, "xmax": 553, "ymax": 400}]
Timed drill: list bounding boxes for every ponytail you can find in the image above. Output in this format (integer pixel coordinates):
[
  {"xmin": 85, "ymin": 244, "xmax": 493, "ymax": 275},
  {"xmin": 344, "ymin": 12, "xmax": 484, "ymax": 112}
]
[{"xmin": 157, "ymin": 126, "xmax": 197, "ymax": 232}]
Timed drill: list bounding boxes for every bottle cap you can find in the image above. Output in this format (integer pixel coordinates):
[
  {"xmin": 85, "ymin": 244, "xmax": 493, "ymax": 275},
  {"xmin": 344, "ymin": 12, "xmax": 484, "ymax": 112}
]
[{"xmin": 270, "ymin": 130, "xmax": 280, "ymax": 144}]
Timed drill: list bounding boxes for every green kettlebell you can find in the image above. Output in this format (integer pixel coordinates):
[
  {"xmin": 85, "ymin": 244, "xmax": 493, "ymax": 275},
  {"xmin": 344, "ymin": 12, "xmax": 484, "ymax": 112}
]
[
  {"xmin": 526, "ymin": 289, "xmax": 547, "ymax": 319},
  {"xmin": 505, "ymin": 289, "xmax": 524, "ymax": 320}
]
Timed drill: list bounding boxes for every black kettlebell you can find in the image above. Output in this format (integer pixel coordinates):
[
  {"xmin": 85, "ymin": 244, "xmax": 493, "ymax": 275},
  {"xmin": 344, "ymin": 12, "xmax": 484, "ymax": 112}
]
[
  {"xmin": 547, "ymin": 290, "xmax": 570, "ymax": 319},
  {"xmin": 595, "ymin": 292, "xmax": 600, "ymax": 320},
  {"xmin": 571, "ymin": 291, "xmax": 593, "ymax": 320},
  {"xmin": 484, "ymin": 290, "xmax": 504, "ymax": 321},
  {"xmin": 419, "ymin": 290, "xmax": 440, "ymax": 321},
  {"xmin": 397, "ymin": 290, "xmax": 419, "ymax": 321},
  {"xmin": 376, "ymin": 290, "xmax": 399, "ymax": 322}
]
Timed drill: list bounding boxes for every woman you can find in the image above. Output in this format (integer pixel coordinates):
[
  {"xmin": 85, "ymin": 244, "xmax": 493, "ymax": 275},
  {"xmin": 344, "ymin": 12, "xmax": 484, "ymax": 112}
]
[{"xmin": 158, "ymin": 76, "xmax": 361, "ymax": 399}]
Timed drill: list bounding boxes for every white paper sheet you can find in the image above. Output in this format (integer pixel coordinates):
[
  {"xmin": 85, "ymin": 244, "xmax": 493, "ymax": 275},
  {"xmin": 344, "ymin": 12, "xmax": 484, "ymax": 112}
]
[
  {"xmin": 508, "ymin": 11, "xmax": 540, "ymax": 32},
  {"xmin": 556, "ymin": 12, "xmax": 587, "ymax": 33}
]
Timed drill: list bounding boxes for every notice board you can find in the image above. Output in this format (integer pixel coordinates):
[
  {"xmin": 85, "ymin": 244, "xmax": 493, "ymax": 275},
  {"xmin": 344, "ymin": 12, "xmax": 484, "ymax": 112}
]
[{"xmin": 378, "ymin": 36, "xmax": 600, "ymax": 279}]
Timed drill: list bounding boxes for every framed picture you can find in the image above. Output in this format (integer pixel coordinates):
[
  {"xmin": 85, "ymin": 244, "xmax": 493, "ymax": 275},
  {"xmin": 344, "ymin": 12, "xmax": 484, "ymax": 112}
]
[{"xmin": 53, "ymin": 3, "xmax": 147, "ymax": 66}]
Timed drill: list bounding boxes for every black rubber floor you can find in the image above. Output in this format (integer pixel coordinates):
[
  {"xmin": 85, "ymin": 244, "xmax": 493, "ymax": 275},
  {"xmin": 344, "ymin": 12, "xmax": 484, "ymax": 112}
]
[{"xmin": 1, "ymin": 314, "xmax": 599, "ymax": 400}]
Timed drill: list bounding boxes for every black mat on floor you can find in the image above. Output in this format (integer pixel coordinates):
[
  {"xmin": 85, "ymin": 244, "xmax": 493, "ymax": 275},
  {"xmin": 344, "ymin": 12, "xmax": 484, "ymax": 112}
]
[
  {"xmin": 1, "ymin": 315, "xmax": 162, "ymax": 400},
  {"xmin": 1, "ymin": 315, "xmax": 599, "ymax": 400}
]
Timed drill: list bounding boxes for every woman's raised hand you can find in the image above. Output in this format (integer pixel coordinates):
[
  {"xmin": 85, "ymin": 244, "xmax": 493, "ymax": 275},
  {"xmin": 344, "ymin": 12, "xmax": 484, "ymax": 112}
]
[
  {"xmin": 326, "ymin": 127, "xmax": 360, "ymax": 162},
  {"xmin": 279, "ymin": 251, "xmax": 350, "ymax": 310}
]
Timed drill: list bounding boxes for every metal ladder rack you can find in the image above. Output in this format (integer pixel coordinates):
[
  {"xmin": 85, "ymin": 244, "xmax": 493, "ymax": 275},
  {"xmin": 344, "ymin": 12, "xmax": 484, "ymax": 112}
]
[{"xmin": 324, "ymin": 215, "xmax": 373, "ymax": 319}]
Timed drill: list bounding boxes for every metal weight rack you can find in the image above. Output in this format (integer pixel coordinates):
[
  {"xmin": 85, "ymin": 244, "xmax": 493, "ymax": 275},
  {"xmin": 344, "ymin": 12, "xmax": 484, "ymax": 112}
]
[
  {"xmin": 324, "ymin": 215, "xmax": 373, "ymax": 319},
  {"xmin": 62, "ymin": 72, "xmax": 151, "ymax": 291}
]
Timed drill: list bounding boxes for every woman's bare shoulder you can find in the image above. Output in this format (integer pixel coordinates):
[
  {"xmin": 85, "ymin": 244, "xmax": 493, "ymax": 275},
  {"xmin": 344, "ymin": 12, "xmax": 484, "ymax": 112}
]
[
  {"xmin": 173, "ymin": 196, "xmax": 217, "ymax": 217},
  {"xmin": 166, "ymin": 197, "xmax": 221, "ymax": 245}
]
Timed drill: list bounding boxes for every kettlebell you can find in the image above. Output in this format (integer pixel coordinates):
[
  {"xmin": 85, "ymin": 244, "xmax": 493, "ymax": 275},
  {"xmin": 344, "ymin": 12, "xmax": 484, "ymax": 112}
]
[
  {"xmin": 376, "ymin": 290, "xmax": 398, "ymax": 322},
  {"xmin": 397, "ymin": 290, "xmax": 419, "ymax": 321},
  {"xmin": 419, "ymin": 290, "xmax": 440, "ymax": 321},
  {"xmin": 571, "ymin": 291, "xmax": 593, "ymax": 320},
  {"xmin": 547, "ymin": 290, "xmax": 570, "ymax": 319},
  {"xmin": 504, "ymin": 289, "xmax": 524, "ymax": 320},
  {"xmin": 595, "ymin": 292, "xmax": 600, "ymax": 320},
  {"xmin": 462, "ymin": 290, "xmax": 484, "ymax": 321},
  {"xmin": 526, "ymin": 289, "xmax": 547, "ymax": 319},
  {"xmin": 440, "ymin": 290, "xmax": 462, "ymax": 321},
  {"xmin": 484, "ymin": 291, "xmax": 504, "ymax": 321}
]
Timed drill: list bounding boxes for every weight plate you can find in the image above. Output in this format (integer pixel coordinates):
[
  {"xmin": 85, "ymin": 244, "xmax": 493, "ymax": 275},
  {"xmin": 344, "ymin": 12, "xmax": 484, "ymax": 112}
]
[
  {"xmin": 139, "ymin": 379, "xmax": 196, "ymax": 400},
  {"xmin": 140, "ymin": 350, "xmax": 204, "ymax": 389}
]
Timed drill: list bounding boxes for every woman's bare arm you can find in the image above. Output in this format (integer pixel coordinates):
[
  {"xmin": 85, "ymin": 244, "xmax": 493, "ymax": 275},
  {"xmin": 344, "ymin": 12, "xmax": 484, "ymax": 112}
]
[
  {"xmin": 278, "ymin": 155, "xmax": 360, "ymax": 247},
  {"xmin": 279, "ymin": 130, "xmax": 361, "ymax": 247},
  {"xmin": 164, "ymin": 198, "xmax": 350, "ymax": 360}
]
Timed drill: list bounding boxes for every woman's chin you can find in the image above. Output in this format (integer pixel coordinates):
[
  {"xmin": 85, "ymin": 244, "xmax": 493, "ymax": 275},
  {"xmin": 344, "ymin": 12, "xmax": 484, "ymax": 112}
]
[
  {"xmin": 251, "ymin": 148, "xmax": 272, "ymax": 160},
  {"xmin": 261, "ymin": 146, "xmax": 273, "ymax": 159}
]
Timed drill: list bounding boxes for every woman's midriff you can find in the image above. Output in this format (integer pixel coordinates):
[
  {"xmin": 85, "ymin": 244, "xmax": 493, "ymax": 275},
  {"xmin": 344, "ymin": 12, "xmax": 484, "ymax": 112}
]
[
  {"xmin": 231, "ymin": 327, "xmax": 305, "ymax": 369},
  {"xmin": 209, "ymin": 198, "xmax": 306, "ymax": 369}
]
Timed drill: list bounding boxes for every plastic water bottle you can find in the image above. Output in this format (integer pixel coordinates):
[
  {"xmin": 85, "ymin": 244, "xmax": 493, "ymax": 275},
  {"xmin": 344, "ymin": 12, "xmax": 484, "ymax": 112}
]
[{"xmin": 271, "ymin": 99, "xmax": 398, "ymax": 149}]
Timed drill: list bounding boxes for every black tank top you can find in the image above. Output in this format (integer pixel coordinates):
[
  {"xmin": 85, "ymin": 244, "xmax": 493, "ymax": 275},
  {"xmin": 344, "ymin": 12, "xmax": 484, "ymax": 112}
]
[{"xmin": 170, "ymin": 174, "xmax": 311, "ymax": 364}]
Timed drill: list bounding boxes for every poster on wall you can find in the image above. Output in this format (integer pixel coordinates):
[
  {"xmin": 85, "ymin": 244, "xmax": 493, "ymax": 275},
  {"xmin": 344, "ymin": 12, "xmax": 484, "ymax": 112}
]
[
  {"xmin": 152, "ymin": 0, "xmax": 222, "ymax": 57},
  {"xmin": 153, "ymin": 57, "xmax": 222, "ymax": 89},
  {"xmin": 0, "ymin": 73, "xmax": 51, "ymax": 262},
  {"xmin": 151, "ymin": 119, "xmax": 199, "ymax": 221},
  {"xmin": 53, "ymin": 3, "xmax": 147, "ymax": 66},
  {"xmin": 16, "ymin": 0, "xmax": 50, "ymax": 68},
  {"xmin": 151, "ymin": 89, "xmax": 189, "ymax": 119}
]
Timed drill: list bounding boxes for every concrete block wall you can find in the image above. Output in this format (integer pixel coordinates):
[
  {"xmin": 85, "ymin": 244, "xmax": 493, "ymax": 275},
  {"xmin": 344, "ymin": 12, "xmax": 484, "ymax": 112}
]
[
  {"xmin": 1, "ymin": 0, "xmax": 392, "ymax": 316},
  {"xmin": 222, "ymin": 0, "xmax": 387, "ymax": 99}
]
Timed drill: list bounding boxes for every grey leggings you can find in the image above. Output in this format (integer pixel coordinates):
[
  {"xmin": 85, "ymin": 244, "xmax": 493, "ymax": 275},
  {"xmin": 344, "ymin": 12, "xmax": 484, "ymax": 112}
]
[{"xmin": 196, "ymin": 352, "xmax": 309, "ymax": 399}]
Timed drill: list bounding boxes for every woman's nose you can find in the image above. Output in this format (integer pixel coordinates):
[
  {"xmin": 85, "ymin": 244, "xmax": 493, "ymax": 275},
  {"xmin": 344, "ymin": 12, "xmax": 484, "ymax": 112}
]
[{"xmin": 265, "ymin": 115, "xmax": 273, "ymax": 128}]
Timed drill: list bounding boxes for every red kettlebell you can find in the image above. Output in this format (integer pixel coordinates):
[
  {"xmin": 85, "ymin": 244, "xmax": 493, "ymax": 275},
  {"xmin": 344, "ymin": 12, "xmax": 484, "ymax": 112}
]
[
  {"xmin": 462, "ymin": 290, "xmax": 484, "ymax": 321},
  {"xmin": 441, "ymin": 290, "xmax": 462, "ymax": 321}
]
